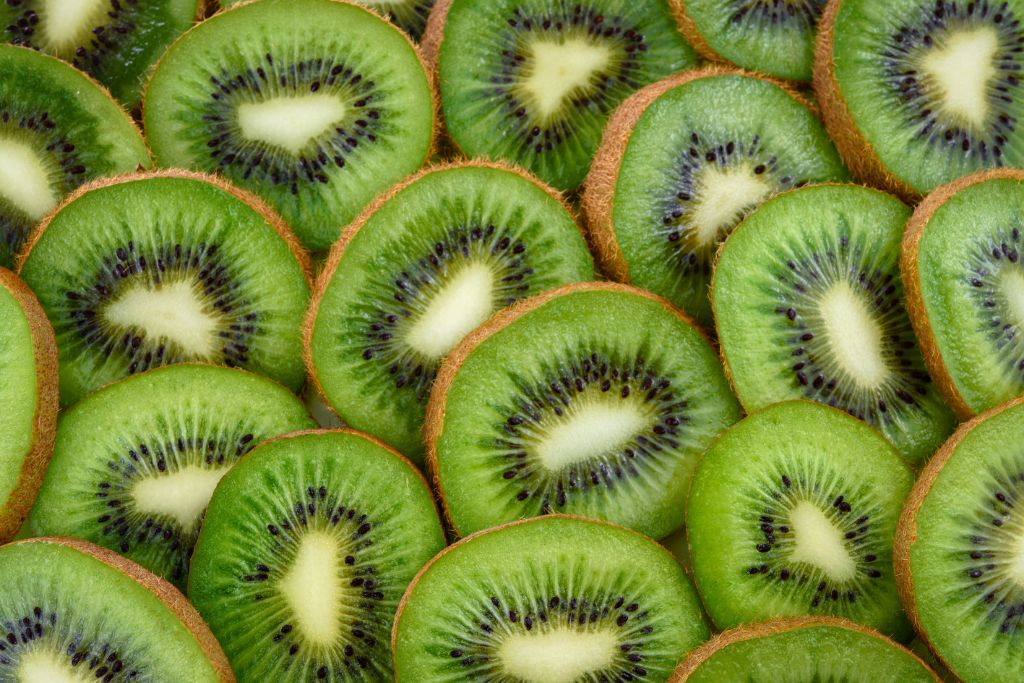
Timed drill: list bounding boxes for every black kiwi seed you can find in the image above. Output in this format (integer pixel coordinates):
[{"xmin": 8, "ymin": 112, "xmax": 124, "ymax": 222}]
[{"xmin": 964, "ymin": 225, "xmax": 1024, "ymax": 380}]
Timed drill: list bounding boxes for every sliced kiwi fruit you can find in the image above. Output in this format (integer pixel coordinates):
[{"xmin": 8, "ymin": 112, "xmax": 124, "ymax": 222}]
[
  {"xmin": 393, "ymin": 515, "xmax": 710, "ymax": 681},
  {"xmin": 583, "ymin": 67, "xmax": 847, "ymax": 325},
  {"xmin": 26, "ymin": 363, "xmax": 316, "ymax": 589},
  {"xmin": 669, "ymin": 616, "xmax": 940, "ymax": 682},
  {"xmin": 221, "ymin": 0, "xmax": 437, "ymax": 41},
  {"xmin": 895, "ymin": 396, "xmax": 1024, "ymax": 683},
  {"xmin": 422, "ymin": 0, "xmax": 698, "ymax": 190},
  {"xmin": 712, "ymin": 184, "xmax": 956, "ymax": 464},
  {"xmin": 143, "ymin": 0, "xmax": 435, "ymax": 251},
  {"xmin": 0, "ymin": 45, "xmax": 150, "ymax": 267},
  {"xmin": 687, "ymin": 400, "xmax": 914, "ymax": 639},
  {"xmin": 815, "ymin": 0, "xmax": 1024, "ymax": 200},
  {"xmin": 0, "ymin": 268, "xmax": 56, "ymax": 542},
  {"xmin": 305, "ymin": 161, "xmax": 594, "ymax": 461},
  {"xmin": 18, "ymin": 170, "xmax": 312, "ymax": 407},
  {"xmin": 189, "ymin": 429, "xmax": 444, "ymax": 681},
  {"xmin": 426, "ymin": 282, "xmax": 741, "ymax": 540},
  {"xmin": 0, "ymin": 536, "xmax": 233, "ymax": 682}
]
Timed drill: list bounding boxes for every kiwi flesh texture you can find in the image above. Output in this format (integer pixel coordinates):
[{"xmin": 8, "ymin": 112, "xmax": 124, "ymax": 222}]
[
  {"xmin": 428, "ymin": 0, "xmax": 697, "ymax": 190},
  {"xmin": 393, "ymin": 515, "xmax": 710, "ymax": 681},
  {"xmin": 189, "ymin": 429, "xmax": 444, "ymax": 681},
  {"xmin": 221, "ymin": 0, "xmax": 437, "ymax": 41},
  {"xmin": 712, "ymin": 184, "xmax": 956, "ymax": 464},
  {"xmin": 306, "ymin": 162, "xmax": 594, "ymax": 462},
  {"xmin": 18, "ymin": 171, "xmax": 312, "ymax": 407},
  {"xmin": 584, "ymin": 68, "xmax": 847, "ymax": 325},
  {"xmin": 143, "ymin": 0, "xmax": 434, "ymax": 252},
  {"xmin": 26, "ymin": 364, "xmax": 316, "ymax": 589},
  {"xmin": 0, "ymin": 45, "xmax": 150, "ymax": 268}
]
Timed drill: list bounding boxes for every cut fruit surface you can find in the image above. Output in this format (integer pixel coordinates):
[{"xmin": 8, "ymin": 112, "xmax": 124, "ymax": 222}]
[{"xmin": 221, "ymin": 0, "xmax": 438, "ymax": 41}]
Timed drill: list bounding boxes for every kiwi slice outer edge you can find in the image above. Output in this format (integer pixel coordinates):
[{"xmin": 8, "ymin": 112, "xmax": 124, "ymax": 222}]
[{"xmin": 670, "ymin": 1, "xmax": 740, "ymax": 68}]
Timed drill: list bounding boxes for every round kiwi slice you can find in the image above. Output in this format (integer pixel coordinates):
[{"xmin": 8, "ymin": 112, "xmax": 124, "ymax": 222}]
[
  {"xmin": 712, "ymin": 184, "xmax": 956, "ymax": 464},
  {"xmin": 143, "ymin": 0, "xmax": 435, "ymax": 252},
  {"xmin": 815, "ymin": 0, "xmax": 1024, "ymax": 199},
  {"xmin": 18, "ymin": 170, "xmax": 312, "ymax": 407},
  {"xmin": 189, "ymin": 429, "xmax": 444, "ymax": 681},
  {"xmin": 687, "ymin": 401, "xmax": 914, "ymax": 639},
  {"xmin": 0, "ymin": 536, "xmax": 233, "ymax": 682},
  {"xmin": 305, "ymin": 161, "xmax": 594, "ymax": 461},
  {"xmin": 0, "ymin": 268, "xmax": 56, "ymax": 542},
  {"xmin": 0, "ymin": 45, "xmax": 150, "ymax": 268},
  {"xmin": 393, "ymin": 515, "xmax": 710, "ymax": 681},
  {"xmin": 422, "ymin": 0, "xmax": 698, "ymax": 190},
  {"xmin": 669, "ymin": 616, "xmax": 940, "ymax": 682},
  {"xmin": 583, "ymin": 67, "xmax": 847, "ymax": 325},
  {"xmin": 26, "ymin": 363, "xmax": 316, "ymax": 589},
  {"xmin": 426, "ymin": 282, "xmax": 741, "ymax": 540},
  {"xmin": 895, "ymin": 396, "xmax": 1024, "ymax": 682}
]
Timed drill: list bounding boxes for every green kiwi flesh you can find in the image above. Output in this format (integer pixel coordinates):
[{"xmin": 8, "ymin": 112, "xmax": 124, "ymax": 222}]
[
  {"xmin": 712, "ymin": 184, "xmax": 956, "ymax": 464},
  {"xmin": 143, "ymin": 0, "xmax": 434, "ymax": 251},
  {"xmin": 26, "ymin": 364, "xmax": 316, "ymax": 589},
  {"xmin": 189, "ymin": 429, "xmax": 445, "ymax": 681},
  {"xmin": 221, "ymin": 0, "xmax": 437, "ymax": 41},
  {"xmin": 392, "ymin": 515, "xmax": 710, "ymax": 681}
]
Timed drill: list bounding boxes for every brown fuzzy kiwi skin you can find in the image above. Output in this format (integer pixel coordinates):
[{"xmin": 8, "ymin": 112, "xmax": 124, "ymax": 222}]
[
  {"xmin": 668, "ymin": 0, "xmax": 724, "ymax": 65},
  {"xmin": 0, "ymin": 270, "xmax": 57, "ymax": 543},
  {"xmin": 901, "ymin": 169, "xmax": 1024, "ymax": 421},
  {"xmin": 668, "ymin": 616, "xmax": 941, "ymax": 682}
]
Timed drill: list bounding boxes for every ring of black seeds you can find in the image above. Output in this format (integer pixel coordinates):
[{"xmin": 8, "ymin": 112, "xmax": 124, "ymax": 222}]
[
  {"xmin": 964, "ymin": 224, "xmax": 1024, "ymax": 382},
  {"xmin": 723, "ymin": 0, "xmax": 824, "ymax": 29}
]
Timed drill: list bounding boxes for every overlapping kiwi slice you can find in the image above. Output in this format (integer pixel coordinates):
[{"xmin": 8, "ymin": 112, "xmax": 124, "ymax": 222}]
[
  {"xmin": 0, "ymin": 537, "xmax": 232, "ymax": 682},
  {"xmin": 0, "ymin": 45, "xmax": 150, "ymax": 268},
  {"xmin": 305, "ymin": 161, "xmax": 595, "ymax": 461},
  {"xmin": 687, "ymin": 401, "xmax": 914, "ymax": 639},
  {"xmin": 584, "ymin": 67, "xmax": 847, "ymax": 325},
  {"xmin": 143, "ymin": 0, "xmax": 435, "ymax": 251},
  {"xmin": 424, "ymin": 0, "xmax": 697, "ymax": 190},
  {"xmin": 26, "ymin": 364, "xmax": 316, "ymax": 589},
  {"xmin": 393, "ymin": 515, "xmax": 710, "ymax": 681},
  {"xmin": 427, "ymin": 282, "xmax": 741, "ymax": 539},
  {"xmin": 815, "ymin": 0, "xmax": 1024, "ymax": 199},
  {"xmin": 222, "ymin": 0, "xmax": 437, "ymax": 41},
  {"xmin": 189, "ymin": 429, "xmax": 445, "ymax": 682},
  {"xmin": 18, "ymin": 171, "xmax": 312, "ymax": 407},
  {"xmin": 713, "ymin": 184, "xmax": 956, "ymax": 464}
]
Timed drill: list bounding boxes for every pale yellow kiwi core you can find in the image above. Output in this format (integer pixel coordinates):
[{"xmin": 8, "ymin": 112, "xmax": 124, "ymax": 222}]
[
  {"xmin": 237, "ymin": 94, "xmax": 347, "ymax": 155},
  {"xmin": 689, "ymin": 164, "xmax": 773, "ymax": 247},
  {"xmin": 919, "ymin": 26, "xmax": 1000, "ymax": 129},
  {"xmin": 276, "ymin": 531, "xmax": 351, "ymax": 646},
  {"xmin": 38, "ymin": 0, "xmax": 108, "ymax": 55},
  {"xmin": 787, "ymin": 500, "xmax": 856, "ymax": 582},
  {"xmin": 520, "ymin": 38, "xmax": 611, "ymax": 121},
  {"xmin": 533, "ymin": 397, "xmax": 653, "ymax": 472},
  {"xmin": 818, "ymin": 281, "xmax": 888, "ymax": 390},
  {"xmin": 17, "ymin": 648, "xmax": 92, "ymax": 683},
  {"xmin": 405, "ymin": 262, "xmax": 496, "ymax": 360},
  {"xmin": 0, "ymin": 137, "xmax": 58, "ymax": 221},
  {"xmin": 102, "ymin": 278, "xmax": 222, "ymax": 358},
  {"xmin": 498, "ymin": 628, "xmax": 619, "ymax": 683},
  {"xmin": 130, "ymin": 465, "xmax": 231, "ymax": 530},
  {"xmin": 1000, "ymin": 268, "xmax": 1024, "ymax": 330}
]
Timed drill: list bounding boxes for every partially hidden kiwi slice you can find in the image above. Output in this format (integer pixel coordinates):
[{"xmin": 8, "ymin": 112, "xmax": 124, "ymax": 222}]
[
  {"xmin": 814, "ymin": 0, "xmax": 1024, "ymax": 199},
  {"xmin": 0, "ymin": 45, "xmax": 150, "ymax": 267},
  {"xmin": 0, "ymin": 536, "xmax": 233, "ymax": 682},
  {"xmin": 26, "ymin": 364, "xmax": 316, "ymax": 589},
  {"xmin": 896, "ymin": 396, "xmax": 1024, "ymax": 683},
  {"xmin": 305, "ymin": 161, "xmax": 595, "ymax": 461},
  {"xmin": 143, "ymin": 0, "xmax": 435, "ymax": 251},
  {"xmin": 669, "ymin": 617, "xmax": 940, "ymax": 682},
  {"xmin": 189, "ymin": 429, "xmax": 445, "ymax": 681},
  {"xmin": 423, "ymin": 0, "xmax": 698, "ymax": 190},
  {"xmin": 712, "ymin": 184, "xmax": 956, "ymax": 464},
  {"xmin": 221, "ymin": 0, "xmax": 437, "ymax": 41},
  {"xmin": 687, "ymin": 401, "xmax": 914, "ymax": 639},
  {"xmin": 584, "ymin": 67, "xmax": 847, "ymax": 325},
  {"xmin": 0, "ymin": 268, "xmax": 56, "ymax": 542},
  {"xmin": 427, "ymin": 282, "xmax": 741, "ymax": 540},
  {"xmin": 393, "ymin": 515, "xmax": 710, "ymax": 682},
  {"xmin": 18, "ymin": 170, "xmax": 312, "ymax": 407}
]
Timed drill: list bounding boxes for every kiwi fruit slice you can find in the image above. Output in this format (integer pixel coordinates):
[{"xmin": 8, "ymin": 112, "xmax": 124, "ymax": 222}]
[
  {"xmin": 895, "ymin": 396, "xmax": 1024, "ymax": 682},
  {"xmin": 305, "ymin": 161, "xmax": 595, "ymax": 461},
  {"xmin": 815, "ymin": 0, "xmax": 1024, "ymax": 200},
  {"xmin": 426, "ymin": 282, "xmax": 741, "ymax": 540},
  {"xmin": 422, "ymin": 0, "xmax": 698, "ymax": 190},
  {"xmin": 669, "ymin": 616, "xmax": 940, "ymax": 682},
  {"xmin": 393, "ymin": 515, "xmax": 710, "ymax": 681},
  {"xmin": 143, "ymin": 0, "xmax": 435, "ymax": 252},
  {"xmin": 0, "ymin": 268, "xmax": 56, "ymax": 542},
  {"xmin": 221, "ymin": 0, "xmax": 437, "ymax": 41},
  {"xmin": 189, "ymin": 429, "xmax": 444, "ymax": 681},
  {"xmin": 687, "ymin": 400, "xmax": 914, "ymax": 639},
  {"xmin": 584, "ymin": 67, "xmax": 847, "ymax": 325},
  {"xmin": 18, "ymin": 170, "xmax": 312, "ymax": 407},
  {"xmin": 712, "ymin": 184, "xmax": 956, "ymax": 464},
  {"xmin": 26, "ymin": 363, "xmax": 316, "ymax": 589},
  {"xmin": 0, "ymin": 45, "xmax": 150, "ymax": 268},
  {"xmin": 0, "ymin": 536, "xmax": 233, "ymax": 682}
]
